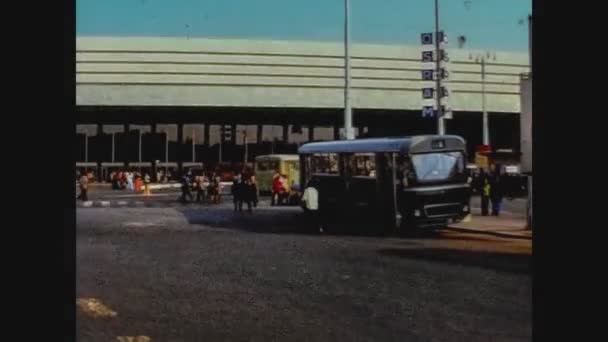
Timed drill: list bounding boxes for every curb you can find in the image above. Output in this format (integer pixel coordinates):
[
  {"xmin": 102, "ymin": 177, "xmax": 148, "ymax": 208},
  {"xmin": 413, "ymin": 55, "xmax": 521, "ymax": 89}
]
[
  {"xmin": 76, "ymin": 200, "xmax": 222, "ymax": 208},
  {"xmin": 442, "ymin": 226, "xmax": 532, "ymax": 240}
]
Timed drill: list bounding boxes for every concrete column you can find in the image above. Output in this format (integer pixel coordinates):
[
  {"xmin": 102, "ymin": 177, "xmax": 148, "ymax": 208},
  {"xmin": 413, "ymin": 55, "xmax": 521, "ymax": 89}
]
[
  {"xmin": 151, "ymin": 124, "xmax": 157, "ymax": 181},
  {"xmin": 96, "ymin": 124, "xmax": 103, "ymax": 182},
  {"xmin": 177, "ymin": 123, "xmax": 184, "ymax": 176},
  {"xmin": 282, "ymin": 124, "xmax": 289, "ymax": 142},
  {"xmin": 257, "ymin": 125, "xmax": 263, "ymax": 144},
  {"xmin": 122, "ymin": 124, "xmax": 130, "ymax": 169},
  {"xmin": 308, "ymin": 125, "xmax": 315, "ymax": 141},
  {"xmin": 204, "ymin": 124, "xmax": 210, "ymax": 147}
]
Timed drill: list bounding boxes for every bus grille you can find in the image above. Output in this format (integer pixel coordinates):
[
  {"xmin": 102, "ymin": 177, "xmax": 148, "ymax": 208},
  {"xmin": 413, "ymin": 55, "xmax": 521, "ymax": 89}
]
[{"xmin": 424, "ymin": 203, "xmax": 461, "ymax": 218}]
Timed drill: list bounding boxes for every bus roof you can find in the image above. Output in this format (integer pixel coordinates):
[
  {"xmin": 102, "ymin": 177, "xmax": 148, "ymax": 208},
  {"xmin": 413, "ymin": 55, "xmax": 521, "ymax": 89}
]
[
  {"xmin": 255, "ymin": 154, "xmax": 299, "ymax": 161},
  {"xmin": 298, "ymin": 135, "xmax": 466, "ymax": 155}
]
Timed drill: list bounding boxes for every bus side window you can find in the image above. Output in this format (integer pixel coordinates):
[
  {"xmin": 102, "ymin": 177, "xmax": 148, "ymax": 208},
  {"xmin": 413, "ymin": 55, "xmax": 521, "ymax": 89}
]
[
  {"xmin": 257, "ymin": 160, "xmax": 268, "ymax": 171},
  {"xmin": 268, "ymin": 160, "xmax": 279, "ymax": 173}
]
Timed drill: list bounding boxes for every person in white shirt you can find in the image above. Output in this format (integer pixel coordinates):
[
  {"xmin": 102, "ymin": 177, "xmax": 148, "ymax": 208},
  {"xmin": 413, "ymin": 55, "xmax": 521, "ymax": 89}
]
[
  {"xmin": 126, "ymin": 172, "xmax": 134, "ymax": 191},
  {"xmin": 301, "ymin": 179, "xmax": 323, "ymax": 233}
]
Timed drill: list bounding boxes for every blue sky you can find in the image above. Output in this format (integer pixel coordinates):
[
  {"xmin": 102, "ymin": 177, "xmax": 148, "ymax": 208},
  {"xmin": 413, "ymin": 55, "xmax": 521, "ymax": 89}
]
[{"xmin": 77, "ymin": 0, "xmax": 531, "ymax": 51}]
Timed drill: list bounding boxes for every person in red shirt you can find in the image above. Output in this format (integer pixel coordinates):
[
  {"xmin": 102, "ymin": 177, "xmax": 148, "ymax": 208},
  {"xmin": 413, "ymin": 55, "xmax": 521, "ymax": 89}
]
[{"xmin": 271, "ymin": 172, "xmax": 283, "ymax": 206}]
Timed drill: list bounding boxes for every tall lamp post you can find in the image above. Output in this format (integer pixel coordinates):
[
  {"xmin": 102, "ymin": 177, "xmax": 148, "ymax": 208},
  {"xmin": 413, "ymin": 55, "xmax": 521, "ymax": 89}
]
[
  {"xmin": 343, "ymin": 0, "xmax": 354, "ymax": 140},
  {"xmin": 434, "ymin": 0, "xmax": 445, "ymax": 135},
  {"xmin": 469, "ymin": 52, "xmax": 496, "ymax": 146}
]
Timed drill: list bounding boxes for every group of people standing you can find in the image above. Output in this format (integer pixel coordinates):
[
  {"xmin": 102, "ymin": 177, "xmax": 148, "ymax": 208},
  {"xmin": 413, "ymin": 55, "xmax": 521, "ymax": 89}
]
[
  {"xmin": 180, "ymin": 171, "xmax": 223, "ymax": 204},
  {"xmin": 231, "ymin": 173, "xmax": 259, "ymax": 212},
  {"xmin": 109, "ymin": 170, "xmax": 152, "ymax": 193},
  {"xmin": 472, "ymin": 164, "xmax": 508, "ymax": 216},
  {"xmin": 109, "ymin": 171, "xmax": 135, "ymax": 191}
]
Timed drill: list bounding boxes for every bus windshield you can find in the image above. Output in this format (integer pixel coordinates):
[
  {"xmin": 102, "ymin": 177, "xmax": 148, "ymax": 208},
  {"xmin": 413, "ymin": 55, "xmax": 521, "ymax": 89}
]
[{"xmin": 411, "ymin": 151, "xmax": 465, "ymax": 182}]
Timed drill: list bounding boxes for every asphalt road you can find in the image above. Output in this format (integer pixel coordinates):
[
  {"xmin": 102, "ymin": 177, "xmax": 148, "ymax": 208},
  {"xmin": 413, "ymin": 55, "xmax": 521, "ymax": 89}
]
[
  {"xmin": 84, "ymin": 186, "xmax": 527, "ymax": 217},
  {"xmin": 76, "ymin": 204, "xmax": 531, "ymax": 342}
]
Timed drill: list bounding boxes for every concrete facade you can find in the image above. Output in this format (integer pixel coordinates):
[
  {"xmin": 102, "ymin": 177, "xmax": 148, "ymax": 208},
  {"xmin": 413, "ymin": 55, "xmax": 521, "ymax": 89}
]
[{"xmin": 76, "ymin": 37, "xmax": 529, "ymax": 113}]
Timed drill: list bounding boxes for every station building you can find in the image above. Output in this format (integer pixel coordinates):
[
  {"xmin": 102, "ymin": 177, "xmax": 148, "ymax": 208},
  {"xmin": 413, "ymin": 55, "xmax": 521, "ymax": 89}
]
[{"xmin": 76, "ymin": 36, "xmax": 529, "ymax": 179}]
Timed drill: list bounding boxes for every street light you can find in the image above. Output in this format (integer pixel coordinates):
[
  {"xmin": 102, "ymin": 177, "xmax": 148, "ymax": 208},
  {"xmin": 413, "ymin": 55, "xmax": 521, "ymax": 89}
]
[
  {"xmin": 434, "ymin": 0, "xmax": 445, "ymax": 135},
  {"xmin": 469, "ymin": 51, "xmax": 496, "ymax": 146},
  {"xmin": 343, "ymin": 0, "xmax": 354, "ymax": 140}
]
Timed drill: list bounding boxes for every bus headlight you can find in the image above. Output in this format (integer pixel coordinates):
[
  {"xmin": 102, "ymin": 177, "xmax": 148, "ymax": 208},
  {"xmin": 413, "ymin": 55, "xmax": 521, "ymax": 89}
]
[{"xmin": 414, "ymin": 210, "xmax": 421, "ymax": 217}]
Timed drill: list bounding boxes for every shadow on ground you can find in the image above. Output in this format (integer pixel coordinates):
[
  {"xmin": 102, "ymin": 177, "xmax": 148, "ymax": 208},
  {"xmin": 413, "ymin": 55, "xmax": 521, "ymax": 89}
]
[
  {"xmin": 176, "ymin": 206, "xmax": 405, "ymax": 238},
  {"xmin": 377, "ymin": 247, "xmax": 531, "ymax": 275}
]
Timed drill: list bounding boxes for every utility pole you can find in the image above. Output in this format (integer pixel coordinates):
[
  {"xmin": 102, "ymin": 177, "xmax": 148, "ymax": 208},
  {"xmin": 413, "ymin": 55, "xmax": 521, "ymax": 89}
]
[
  {"xmin": 470, "ymin": 53, "xmax": 493, "ymax": 146},
  {"xmin": 434, "ymin": 0, "xmax": 445, "ymax": 135},
  {"xmin": 343, "ymin": 0, "xmax": 354, "ymax": 140},
  {"xmin": 481, "ymin": 58, "xmax": 488, "ymax": 145},
  {"xmin": 527, "ymin": 14, "xmax": 532, "ymax": 230}
]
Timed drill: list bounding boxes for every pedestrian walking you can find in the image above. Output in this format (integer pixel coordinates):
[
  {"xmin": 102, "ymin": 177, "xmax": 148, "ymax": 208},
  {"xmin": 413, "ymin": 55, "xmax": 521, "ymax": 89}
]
[
  {"xmin": 121, "ymin": 171, "xmax": 128, "ymax": 190},
  {"xmin": 250, "ymin": 174, "xmax": 259, "ymax": 208},
  {"xmin": 180, "ymin": 173, "xmax": 193, "ymax": 203},
  {"xmin": 232, "ymin": 174, "xmax": 243, "ymax": 211},
  {"xmin": 243, "ymin": 177, "xmax": 255, "ymax": 213},
  {"xmin": 143, "ymin": 173, "xmax": 151, "ymax": 195},
  {"xmin": 475, "ymin": 168, "xmax": 491, "ymax": 216},
  {"xmin": 271, "ymin": 172, "xmax": 281, "ymax": 206},
  {"xmin": 490, "ymin": 164, "xmax": 505, "ymax": 216},
  {"xmin": 110, "ymin": 171, "xmax": 118, "ymax": 190},
  {"xmin": 77, "ymin": 173, "xmax": 89, "ymax": 202},
  {"xmin": 126, "ymin": 171, "xmax": 134, "ymax": 191},
  {"xmin": 194, "ymin": 176, "xmax": 205, "ymax": 203},
  {"xmin": 215, "ymin": 174, "xmax": 223, "ymax": 204},
  {"xmin": 201, "ymin": 174, "xmax": 210, "ymax": 203},
  {"xmin": 301, "ymin": 179, "xmax": 323, "ymax": 233},
  {"xmin": 279, "ymin": 174, "xmax": 290, "ymax": 205}
]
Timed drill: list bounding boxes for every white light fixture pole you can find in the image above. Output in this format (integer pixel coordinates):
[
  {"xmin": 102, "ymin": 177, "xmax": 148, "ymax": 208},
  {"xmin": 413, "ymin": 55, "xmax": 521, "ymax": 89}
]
[
  {"xmin": 470, "ymin": 52, "xmax": 496, "ymax": 146},
  {"xmin": 435, "ymin": 0, "xmax": 445, "ymax": 135},
  {"xmin": 343, "ymin": 0, "xmax": 354, "ymax": 140}
]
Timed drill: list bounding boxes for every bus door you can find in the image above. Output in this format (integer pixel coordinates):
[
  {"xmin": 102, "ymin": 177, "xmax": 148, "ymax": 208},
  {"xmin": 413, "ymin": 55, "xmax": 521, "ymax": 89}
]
[
  {"xmin": 375, "ymin": 153, "xmax": 400, "ymax": 228},
  {"xmin": 308, "ymin": 153, "xmax": 345, "ymax": 212},
  {"xmin": 344, "ymin": 153, "xmax": 378, "ymax": 213}
]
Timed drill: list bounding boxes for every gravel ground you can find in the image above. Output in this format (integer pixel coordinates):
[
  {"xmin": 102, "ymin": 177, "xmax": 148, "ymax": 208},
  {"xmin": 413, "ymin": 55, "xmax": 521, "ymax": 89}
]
[{"xmin": 77, "ymin": 205, "xmax": 531, "ymax": 342}]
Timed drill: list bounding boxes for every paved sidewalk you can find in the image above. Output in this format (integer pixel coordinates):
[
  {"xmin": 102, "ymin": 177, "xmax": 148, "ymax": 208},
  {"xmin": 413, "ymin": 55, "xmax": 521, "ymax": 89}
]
[{"xmin": 446, "ymin": 213, "xmax": 532, "ymax": 240}]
